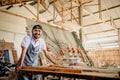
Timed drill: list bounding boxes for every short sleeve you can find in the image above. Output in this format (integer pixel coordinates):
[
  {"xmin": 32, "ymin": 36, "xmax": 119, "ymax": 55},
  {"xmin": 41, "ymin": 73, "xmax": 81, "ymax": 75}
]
[
  {"xmin": 21, "ymin": 36, "xmax": 31, "ymax": 48},
  {"xmin": 40, "ymin": 39, "xmax": 46, "ymax": 50}
]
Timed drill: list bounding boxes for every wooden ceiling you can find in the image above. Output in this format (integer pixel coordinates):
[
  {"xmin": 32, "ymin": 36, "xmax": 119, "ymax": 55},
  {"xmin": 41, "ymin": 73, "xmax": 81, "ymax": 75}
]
[
  {"xmin": 0, "ymin": 0, "xmax": 31, "ymax": 6},
  {"xmin": 0, "ymin": 0, "xmax": 120, "ymax": 50}
]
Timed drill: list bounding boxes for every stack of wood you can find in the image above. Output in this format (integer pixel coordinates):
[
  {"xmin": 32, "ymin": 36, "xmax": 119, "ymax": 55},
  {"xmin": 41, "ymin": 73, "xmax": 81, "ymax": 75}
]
[{"xmin": 0, "ymin": 39, "xmax": 18, "ymax": 64}]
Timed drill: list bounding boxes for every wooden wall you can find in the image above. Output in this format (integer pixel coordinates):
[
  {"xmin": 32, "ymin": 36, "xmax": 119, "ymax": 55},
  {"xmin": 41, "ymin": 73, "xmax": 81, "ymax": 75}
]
[{"xmin": 87, "ymin": 49, "xmax": 120, "ymax": 67}]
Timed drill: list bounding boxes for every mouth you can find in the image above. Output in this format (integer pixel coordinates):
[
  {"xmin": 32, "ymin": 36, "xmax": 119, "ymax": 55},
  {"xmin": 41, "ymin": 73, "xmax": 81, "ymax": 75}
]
[
  {"xmin": 35, "ymin": 33, "xmax": 40, "ymax": 36},
  {"xmin": 33, "ymin": 34, "xmax": 40, "ymax": 38}
]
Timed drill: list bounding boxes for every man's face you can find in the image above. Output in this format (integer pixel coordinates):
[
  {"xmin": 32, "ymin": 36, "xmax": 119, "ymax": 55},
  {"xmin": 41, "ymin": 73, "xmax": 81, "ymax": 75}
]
[{"xmin": 32, "ymin": 28, "xmax": 42, "ymax": 39}]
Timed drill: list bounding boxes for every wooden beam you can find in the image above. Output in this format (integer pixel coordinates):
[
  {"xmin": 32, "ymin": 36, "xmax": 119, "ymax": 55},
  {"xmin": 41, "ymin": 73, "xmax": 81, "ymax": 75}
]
[
  {"xmin": 83, "ymin": 4, "xmax": 120, "ymax": 17},
  {"xmin": 20, "ymin": 66, "xmax": 120, "ymax": 80},
  {"xmin": 92, "ymin": 40, "xmax": 118, "ymax": 44},
  {"xmin": 83, "ymin": 17, "xmax": 120, "ymax": 27},
  {"xmin": 49, "ymin": 2, "xmax": 119, "ymax": 24},
  {"xmin": 71, "ymin": 0, "xmax": 72, "ymax": 22},
  {"xmin": 53, "ymin": 1, "xmax": 63, "ymax": 21},
  {"xmin": 61, "ymin": 7, "xmax": 64, "ymax": 21},
  {"xmin": 87, "ymin": 35, "xmax": 118, "ymax": 40},
  {"xmin": 0, "ymin": 10, "xmax": 65, "ymax": 30},
  {"xmin": 37, "ymin": 0, "xmax": 40, "ymax": 21},
  {"xmin": 0, "ymin": 9, "xmax": 35, "ymax": 21},
  {"xmin": 84, "ymin": 4, "xmax": 98, "ymax": 6},
  {"xmin": 71, "ymin": 13, "xmax": 79, "ymax": 24},
  {"xmin": 24, "ymin": 5, "xmax": 37, "ymax": 18},
  {"xmin": 118, "ymin": 28, "xmax": 120, "ymax": 51},
  {"xmin": 98, "ymin": 0, "xmax": 102, "ymax": 19},
  {"xmin": 40, "ymin": 0, "xmax": 47, "ymax": 9},
  {"xmin": 65, "ymin": 5, "xmax": 120, "ymax": 22},
  {"xmin": 53, "ymin": 0, "xmax": 55, "ymax": 22},
  {"xmin": 83, "ymin": 8, "xmax": 105, "ymax": 23},
  {"xmin": 102, "ymin": 0, "xmax": 118, "ymax": 30},
  {"xmin": 59, "ymin": 6, "xmax": 78, "ymax": 13},
  {"xmin": 64, "ymin": 1, "xmax": 79, "ymax": 24},
  {"xmin": 78, "ymin": 1, "xmax": 83, "ymax": 43},
  {"xmin": 50, "ymin": 0, "xmax": 94, "ymax": 5},
  {"xmin": 18, "ymin": 0, "xmax": 37, "ymax": 18},
  {"xmin": 84, "ymin": 29, "xmax": 115, "ymax": 35}
]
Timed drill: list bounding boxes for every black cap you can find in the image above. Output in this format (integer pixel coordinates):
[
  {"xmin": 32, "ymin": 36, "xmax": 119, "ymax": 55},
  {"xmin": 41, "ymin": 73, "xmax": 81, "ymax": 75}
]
[{"xmin": 32, "ymin": 25, "xmax": 42, "ymax": 31}]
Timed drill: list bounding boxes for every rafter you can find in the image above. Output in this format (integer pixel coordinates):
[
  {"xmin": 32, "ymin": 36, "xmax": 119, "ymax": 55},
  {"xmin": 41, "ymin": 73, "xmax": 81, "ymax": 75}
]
[
  {"xmin": 83, "ymin": 4, "xmax": 120, "ymax": 17},
  {"xmin": 84, "ymin": 29, "xmax": 116, "ymax": 35},
  {"xmin": 87, "ymin": 35, "xmax": 118, "ymax": 41},
  {"xmin": 83, "ymin": 17, "xmax": 120, "ymax": 27},
  {"xmin": 17, "ymin": 0, "xmax": 37, "ymax": 18},
  {"xmin": 66, "ymin": 4, "xmax": 120, "ymax": 21}
]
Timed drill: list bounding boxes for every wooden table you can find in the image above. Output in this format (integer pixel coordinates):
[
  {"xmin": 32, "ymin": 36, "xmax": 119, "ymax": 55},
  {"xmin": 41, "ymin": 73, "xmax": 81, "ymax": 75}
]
[{"xmin": 20, "ymin": 66, "xmax": 120, "ymax": 80}]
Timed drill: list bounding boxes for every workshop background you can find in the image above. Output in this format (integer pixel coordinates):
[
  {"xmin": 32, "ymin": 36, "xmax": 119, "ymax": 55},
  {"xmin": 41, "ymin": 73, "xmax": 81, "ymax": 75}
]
[{"xmin": 0, "ymin": 0, "xmax": 120, "ymax": 80}]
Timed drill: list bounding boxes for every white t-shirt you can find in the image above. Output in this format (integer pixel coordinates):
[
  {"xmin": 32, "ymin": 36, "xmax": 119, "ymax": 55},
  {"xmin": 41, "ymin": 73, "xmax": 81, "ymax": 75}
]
[{"xmin": 21, "ymin": 35, "xmax": 46, "ymax": 51}]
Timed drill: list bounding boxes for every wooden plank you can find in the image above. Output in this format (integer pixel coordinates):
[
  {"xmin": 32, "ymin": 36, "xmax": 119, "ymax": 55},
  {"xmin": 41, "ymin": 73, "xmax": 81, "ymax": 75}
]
[
  {"xmin": 20, "ymin": 66, "xmax": 120, "ymax": 80},
  {"xmin": 21, "ymin": 66, "xmax": 82, "ymax": 73},
  {"xmin": 12, "ymin": 50, "xmax": 18, "ymax": 64}
]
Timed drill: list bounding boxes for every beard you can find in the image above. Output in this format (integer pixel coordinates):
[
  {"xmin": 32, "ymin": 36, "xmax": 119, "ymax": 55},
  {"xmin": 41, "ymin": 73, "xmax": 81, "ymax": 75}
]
[{"xmin": 32, "ymin": 33, "xmax": 40, "ymax": 39}]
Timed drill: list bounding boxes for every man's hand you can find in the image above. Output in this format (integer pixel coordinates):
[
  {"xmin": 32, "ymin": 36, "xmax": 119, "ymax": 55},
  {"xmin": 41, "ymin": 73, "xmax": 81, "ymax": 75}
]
[{"xmin": 15, "ymin": 65, "xmax": 22, "ymax": 73}]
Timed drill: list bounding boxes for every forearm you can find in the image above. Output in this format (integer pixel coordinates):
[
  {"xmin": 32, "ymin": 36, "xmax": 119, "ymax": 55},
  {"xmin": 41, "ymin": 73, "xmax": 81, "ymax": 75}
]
[
  {"xmin": 18, "ymin": 47, "xmax": 27, "ymax": 66},
  {"xmin": 44, "ymin": 50, "xmax": 56, "ymax": 64}
]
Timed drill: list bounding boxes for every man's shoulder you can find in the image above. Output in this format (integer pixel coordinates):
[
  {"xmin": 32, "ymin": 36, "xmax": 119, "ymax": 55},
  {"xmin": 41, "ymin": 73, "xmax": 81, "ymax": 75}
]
[
  {"xmin": 22, "ymin": 35, "xmax": 32, "ymax": 43},
  {"xmin": 38, "ymin": 38, "xmax": 45, "ymax": 42},
  {"xmin": 24, "ymin": 35, "xmax": 32, "ymax": 40}
]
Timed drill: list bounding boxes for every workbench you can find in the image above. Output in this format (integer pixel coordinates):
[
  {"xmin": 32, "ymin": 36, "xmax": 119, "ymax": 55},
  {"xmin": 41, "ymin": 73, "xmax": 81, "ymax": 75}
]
[{"xmin": 20, "ymin": 66, "xmax": 120, "ymax": 80}]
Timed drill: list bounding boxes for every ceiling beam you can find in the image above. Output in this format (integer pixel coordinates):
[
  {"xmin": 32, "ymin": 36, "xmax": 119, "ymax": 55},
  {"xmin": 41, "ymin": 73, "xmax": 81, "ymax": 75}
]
[
  {"xmin": 0, "ymin": 10, "xmax": 64, "ymax": 30},
  {"xmin": 83, "ymin": 17, "xmax": 120, "ymax": 27},
  {"xmin": 84, "ymin": 29, "xmax": 115, "ymax": 35},
  {"xmin": 50, "ymin": 0, "xmax": 94, "ymax": 5},
  {"xmin": 83, "ymin": 4, "xmax": 120, "ymax": 17},
  {"xmin": 53, "ymin": 1, "xmax": 63, "ymax": 21},
  {"xmin": 18, "ymin": 0, "xmax": 37, "ymax": 18},
  {"xmin": 50, "ymin": 0, "xmax": 94, "ymax": 13},
  {"xmin": 87, "ymin": 35, "xmax": 118, "ymax": 40},
  {"xmin": 37, "ymin": 0, "xmax": 40, "ymax": 21},
  {"xmin": 0, "ymin": 9, "xmax": 36, "ymax": 21},
  {"xmin": 98, "ymin": 0, "xmax": 102, "ymax": 19},
  {"xmin": 65, "ymin": 4, "xmax": 120, "ymax": 22},
  {"xmin": 0, "ymin": 0, "xmax": 32, "ymax": 6}
]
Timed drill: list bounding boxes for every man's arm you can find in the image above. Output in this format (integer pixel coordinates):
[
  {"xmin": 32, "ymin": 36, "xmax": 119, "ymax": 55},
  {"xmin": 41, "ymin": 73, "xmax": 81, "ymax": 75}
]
[
  {"xmin": 16, "ymin": 46, "xmax": 27, "ymax": 72},
  {"xmin": 43, "ymin": 50, "xmax": 57, "ymax": 65}
]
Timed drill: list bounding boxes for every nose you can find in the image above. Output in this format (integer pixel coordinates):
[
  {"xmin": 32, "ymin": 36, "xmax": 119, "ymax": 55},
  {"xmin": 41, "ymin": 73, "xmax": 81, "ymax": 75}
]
[{"xmin": 36, "ymin": 30, "xmax": 41, "ymax": 34}]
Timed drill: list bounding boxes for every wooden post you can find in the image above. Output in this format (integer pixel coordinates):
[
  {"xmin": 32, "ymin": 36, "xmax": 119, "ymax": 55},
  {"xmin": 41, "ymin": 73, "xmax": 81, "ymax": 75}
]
[
  {"xmin": 77, "ymin": 1, "xmax": 93, "ymax": 66},
  {"xmin": 37, "ymin": 0, "xmax": 40, "ymax": 21},
  {"xmin": 78, "ymin": 1, "xmax": 83, "ymax": 43},
  {"xmin": 53, "ymin": 0, "xmax": 55, "ymax": 22},
  {"xmin": 98, "ymin": 0, "xmax": 102, "ymax": 19},
  {"xmin": 118, "ymin": 28, "xmax": 120, "ymax": 51},
  {"xmin": 71, "ymin": 0, "xmax": 72, "ymax": 22}
]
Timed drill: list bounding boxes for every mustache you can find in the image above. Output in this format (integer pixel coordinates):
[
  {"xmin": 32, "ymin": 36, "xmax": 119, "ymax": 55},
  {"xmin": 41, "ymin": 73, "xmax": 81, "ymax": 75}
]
[{"xmin": 34, "ymin": 33, "xmax": 40, "ymax": 35}]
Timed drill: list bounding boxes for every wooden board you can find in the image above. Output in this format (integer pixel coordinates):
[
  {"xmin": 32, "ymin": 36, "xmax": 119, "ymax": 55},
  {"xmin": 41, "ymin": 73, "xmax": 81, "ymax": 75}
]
[{"xmin": 20, "ymin": 66, "xmax": 120, "ymax": 80}]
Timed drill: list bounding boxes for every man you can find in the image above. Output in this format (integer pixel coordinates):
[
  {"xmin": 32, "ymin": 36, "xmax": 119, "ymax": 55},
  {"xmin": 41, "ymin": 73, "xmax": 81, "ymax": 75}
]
[{"xmin": 16, "ymin": 25, "xmax": 57, "ymax": 80}]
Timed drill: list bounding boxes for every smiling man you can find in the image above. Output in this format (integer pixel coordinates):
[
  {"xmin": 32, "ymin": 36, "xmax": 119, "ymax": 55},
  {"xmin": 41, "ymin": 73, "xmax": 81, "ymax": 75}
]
[{"xmin": 16, "ymin": 25, "xmax": 57, "ymax": 80}]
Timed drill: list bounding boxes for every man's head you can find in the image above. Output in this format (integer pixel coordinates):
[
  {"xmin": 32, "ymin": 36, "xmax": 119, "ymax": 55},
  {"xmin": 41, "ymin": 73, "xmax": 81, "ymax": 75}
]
[{"xmin": 32, "ymin": 25, "xmax": 42, "ymax": 39}]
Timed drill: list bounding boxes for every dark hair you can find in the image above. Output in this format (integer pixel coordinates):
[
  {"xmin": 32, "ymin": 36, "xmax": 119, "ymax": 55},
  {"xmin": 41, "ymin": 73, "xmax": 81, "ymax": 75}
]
[{"xmin": 32, "ymin": 25, "xmax": 42, "ymax": 31}]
